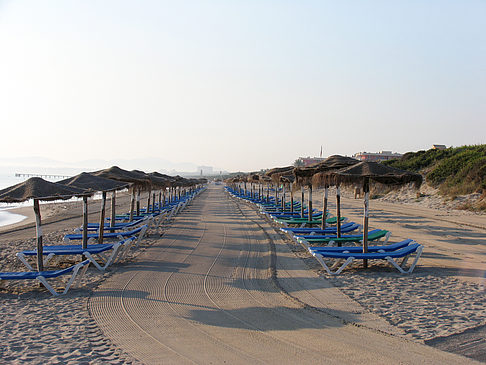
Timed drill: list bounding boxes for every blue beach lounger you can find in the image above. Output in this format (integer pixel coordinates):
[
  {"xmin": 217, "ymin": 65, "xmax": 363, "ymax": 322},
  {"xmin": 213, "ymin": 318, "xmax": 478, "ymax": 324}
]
[
  {"xmin": 311, "ymin": 242, "xmax": 423, "ymax": 275},
  {"xmin": 282, "ymin": 222, "xmax": 362, "ymax": 236},
  {"xmin": 308, "ymin": 239, "xmax": 414, "ymax": 254},
  {"xmin": 64, "ymin": 225, "xmax": 148, "ymax": 246},
  {"xmin": 17, "ymin": 237, "xmax": 136, "ymax": 271},
  {"xmin": 0, "ymin": 259, "xmax": 91, "ymax": 296}
]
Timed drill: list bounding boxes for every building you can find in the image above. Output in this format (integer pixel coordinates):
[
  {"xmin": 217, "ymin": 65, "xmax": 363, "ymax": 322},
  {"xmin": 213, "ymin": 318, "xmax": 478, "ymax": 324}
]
[
  {"xmin": 294, "ymin": 157, "xmax": 326, "ymax": 167},
  {"xmin": 352, "ymin": 151, "xmax": 402, "ymax": 162},
  {"xmin": 431, "ymin": 144, "xmax": 447, "ymax": 150},
  {"xmin": 197, "ymin": 166, "xmax": 213, "ymax": 175}
]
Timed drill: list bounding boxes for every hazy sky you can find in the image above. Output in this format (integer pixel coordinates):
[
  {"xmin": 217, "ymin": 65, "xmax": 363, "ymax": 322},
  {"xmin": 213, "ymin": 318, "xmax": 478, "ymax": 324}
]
[{"xmin": 1, "ymin": 0, "xmax": 485, "ymax": 172}]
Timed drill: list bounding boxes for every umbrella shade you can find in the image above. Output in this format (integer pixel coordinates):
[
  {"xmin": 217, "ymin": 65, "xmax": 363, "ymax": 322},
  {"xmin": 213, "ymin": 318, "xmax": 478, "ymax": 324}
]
[
  {"xmin": 92, "ymin": 166, "xmax": 151, "ymax": 187},
  {"xmin": 59, "ymin": 172, "xmax": 130, "ymax": 245},
  {"xmin": 0, "ymin": 177, "xmax": 88, "ymax": 203},
  {"xmin": 265, "ymin": 166, "xmax": 294, "ymax": 178},
  {"xmin": 0, "ymin": 177, "xmax": 90, "ymax": 272},
  {"xmin": 328, "ymin": 161, "xmax": 422, "ymax": 267},
  {"xmin": 149, "ymin": 172, "xmax": 175, "ymax": 187},
  {"xmin": 328, "ymin": 161, "xmax": 423, "ymax": 187},
  {"xmin": 58, "ymin": 172, "xmax": 129, "ymax": 192}
]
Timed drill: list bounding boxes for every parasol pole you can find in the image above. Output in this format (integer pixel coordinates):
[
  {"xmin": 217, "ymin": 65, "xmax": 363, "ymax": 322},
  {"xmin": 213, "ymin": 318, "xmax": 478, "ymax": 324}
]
[
  {"xmin": 281, "ymin": 184, "xmax": 286, "ymax": 211},
  {"xmin": 275, "ymin": 184, "xmax": 278, "ymax": 206},
  {"xmin": 159, "ymin": 190, "xmax": 162, "ymax": 211},
  {"xmin": 336, "ymin": 184, "xmax": 342, "ymax": 241},
  {"xmin": 129, "ymin": 186, "xmax": 135, "ymax": 221},
  {"xmin": 307, "ymin": 185, "xmax": 313, "ymax": 223},
  {"xmin": 321, "ymin": 184, "xmax": 328, "ymax": 230},
  {"xmin": 266, "ymin": 183, "xmax": 269, "ymax": 203},
  {"xmin": 136, "ymin": 188, "xmax": 141, "ymax": 216},
  {"xmin": 301, "ymin": 188, "xmax": 305, "ymax": 218},
  {"xmin": 98, "ymin": 191, "xmax": 107, "ymax": 245},
  {"xmin": 33, "ymin": 198, "xmax": 44, "ymax": 271},
  {"xmin": 147, "ymin": 187, "xmax": 152, "ymax": 214},
  {"xmin": 363, "ymin": 177, "xmax": 370, "ymax": 268},
  {"xmin": 110, "ymin": 190, "xmax": 116, "ymax": 228},
  {"xmin": 290, "ymin": 187, "xmax": 294, "ymax": 214},
  {"xmin": 82, "ymin": 196, "xmax": 88, "ymax": 250}
]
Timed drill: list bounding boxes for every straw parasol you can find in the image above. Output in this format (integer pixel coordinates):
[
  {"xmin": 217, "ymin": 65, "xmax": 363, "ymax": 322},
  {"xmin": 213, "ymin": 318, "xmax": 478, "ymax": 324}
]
[
  {"xmin": 149, "ymin": 172, "xmax": 176, "ymax": 211},
  {"xmin": 92, "ymin": 166, "xmax": 151, "ymax": 221},
  {"xmin": 0, "ymin": 177, "xmax": 89, "ymax": 271},
  {"xmin": 293, "ymin": 166, "xmax": 317, "ymax": 220},
  {"xmin": 59, "ymin": 173, "xmax": 129, "ymax": 246},
  {"xmin": 265, "ymin": 166, "xmax": 294, "ymax": 206},
  {"xmin": 311, "ymin": 155, "xmax": 359, "ymax": 232},
  {"xmin": 327, "ymin": 161, "xmax": 422, "ymax": 267}
]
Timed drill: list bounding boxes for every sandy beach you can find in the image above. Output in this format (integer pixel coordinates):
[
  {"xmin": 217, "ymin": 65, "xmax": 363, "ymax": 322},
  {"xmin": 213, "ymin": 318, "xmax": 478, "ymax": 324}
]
[{"xmin": 0, "ymin": 184, "xmax": 485, "ymax": 363}]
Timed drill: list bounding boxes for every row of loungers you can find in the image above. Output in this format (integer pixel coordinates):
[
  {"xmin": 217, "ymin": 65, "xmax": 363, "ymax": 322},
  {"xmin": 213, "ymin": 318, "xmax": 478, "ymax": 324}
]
[
  {"xmin": 0, "ymin": 187, "xmax": 206, "ymax": 296},
  {"xmin": 225, "ymin": 186, "xmax": 423, "ymax": 275}
]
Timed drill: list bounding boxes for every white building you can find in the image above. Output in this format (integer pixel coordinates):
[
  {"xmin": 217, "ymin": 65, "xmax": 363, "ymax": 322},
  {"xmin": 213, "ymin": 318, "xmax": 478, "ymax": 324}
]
[{"xmin": 352, "ymin": 151, "xmax": 402, "ymax": 162}]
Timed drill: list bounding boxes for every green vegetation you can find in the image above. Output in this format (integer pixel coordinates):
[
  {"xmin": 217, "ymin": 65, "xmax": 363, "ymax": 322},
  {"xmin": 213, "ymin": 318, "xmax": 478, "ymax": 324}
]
[{"xmin": 384, "ymin": 145, "xmax": 486, "ymax": 210}]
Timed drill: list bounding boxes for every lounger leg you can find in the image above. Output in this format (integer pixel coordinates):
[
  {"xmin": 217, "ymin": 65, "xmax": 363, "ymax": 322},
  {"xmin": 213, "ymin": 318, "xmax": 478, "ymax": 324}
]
[
  {"xmin": 313, "ymin": 254, "xmax": 354, "ymax": 275},
  {"xmin": 62, "ymin": 261, "xmax": 90, "ymax": 295},
  {"xmin": 135, "ymin": 225, "xmax": 148, "ymax": 247},
  {"xmin": 36, "ymin": 276, "xmax": 60, "ymax": 296},
  {"xmin": 16, "ymin": 253, "xmax": 35, "ymax": 271},
  {"xmin": 82, "ymin": 252, "xmax": 105, "ymax": 271},
  {"xmin": 386, "ymin": 246, "xmax": 423, "ymax": 274},
  {"xmin": 43, "ymin": 253, "xmax": 55, "ymax": 267}
]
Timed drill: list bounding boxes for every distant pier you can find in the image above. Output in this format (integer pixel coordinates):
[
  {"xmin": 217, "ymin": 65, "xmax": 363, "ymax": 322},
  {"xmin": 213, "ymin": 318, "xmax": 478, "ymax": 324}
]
[{"xmin": 15, "ymin": 173, "xmax": 72, "ymax": 179}]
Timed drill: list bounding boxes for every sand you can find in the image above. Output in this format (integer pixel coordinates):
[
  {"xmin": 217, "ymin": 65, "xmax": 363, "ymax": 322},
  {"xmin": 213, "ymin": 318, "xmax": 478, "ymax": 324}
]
[{"xmin": 0, "ymin": 184, "xmax": 484, "ymax": 363}]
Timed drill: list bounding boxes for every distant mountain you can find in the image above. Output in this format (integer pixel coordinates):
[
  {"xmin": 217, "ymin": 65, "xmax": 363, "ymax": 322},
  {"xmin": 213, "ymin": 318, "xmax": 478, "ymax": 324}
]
[{"xmin": 0, "ymin": 156, "xmax": 201, "ymax": 175}]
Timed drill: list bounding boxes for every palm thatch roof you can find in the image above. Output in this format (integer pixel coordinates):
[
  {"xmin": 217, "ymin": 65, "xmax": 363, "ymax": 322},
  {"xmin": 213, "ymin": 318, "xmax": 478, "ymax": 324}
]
[
  {"xmin": 247, "ymin": 174, "xmax": 261, "ymax": 183},
  {"xmin": 294, "ymin": 155, "xmax": 360, "ymax": 187},
  {"xmin": 0, "ymin": 177, "xmax": 89, "ymax": 203},
  {"xmin": 265, "ymin": 166, "xmax": 294, "ymax": 177},
  {"xmin": 59, "ymin": 172, "xmax": 129, "ymax": 193},
  {"xmin": 327, "ymin": 161, "xmax": 423, "ymax": 187},
  {"xmin": 311, "ymin": 155, "xmax": 360, "ymax": 187},
  {"xmin": 92, "ymin": 166, "xmax": 151, "ymax": 187},
  {"xmin": 147, "ymin": 172, "xmax": 174, "ymax": 188}
]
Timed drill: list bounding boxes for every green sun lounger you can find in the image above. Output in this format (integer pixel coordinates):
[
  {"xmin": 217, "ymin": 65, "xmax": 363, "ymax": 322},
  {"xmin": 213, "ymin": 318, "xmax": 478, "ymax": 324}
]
[{"xmin": 297, "ymin": 229, "xmax": 391, "ymax": 246}]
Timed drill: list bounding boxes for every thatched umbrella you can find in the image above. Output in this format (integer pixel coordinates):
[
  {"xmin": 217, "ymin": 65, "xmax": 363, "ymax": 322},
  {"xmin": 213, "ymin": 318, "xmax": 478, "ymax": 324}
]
[
  {"xmin": 311, "ymin": 155, "xmax": 359, "ymax": 233},
  {"xmin": 327, "ymin": 161, "xmax": 422, "ymax": 267},
  {"xmin": 59, "ymin": 172, "xmax": 129, "ymax": 246},
  {"xmin": 247, "ymin": 174, "xmax": 260, "ymax": 200},
  {"xmin": 92, "ymin": 166, "xmax": 151, "ymax": 222},
  {"xmin": 149, "ymin": 172, "xmax": 175, "ymax": 211},
  {"xmin": 294, "ymin": 166, "xmax": 317, "ymax": 220},
  {"xmin": 0, "ymin": 177, "xmax": 89, "ymax": 271},
  {"xmin": 265, "ymin": 166, "xmax": 293, "ymax": 207}
]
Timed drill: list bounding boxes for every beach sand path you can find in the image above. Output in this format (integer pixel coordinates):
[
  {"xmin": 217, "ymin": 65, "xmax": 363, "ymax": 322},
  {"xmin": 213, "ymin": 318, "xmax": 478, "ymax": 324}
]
[{"xmin": 89, "ymin": 185, "xmax": 475, "ymax": 364}]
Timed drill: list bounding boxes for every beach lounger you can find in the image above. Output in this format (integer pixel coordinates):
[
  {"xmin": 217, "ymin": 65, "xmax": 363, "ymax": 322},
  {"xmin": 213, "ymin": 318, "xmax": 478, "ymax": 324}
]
[
  {"xmin": 297, "ymin": 229, "xmax": 391, "ymax": 247},
  {"xmin": 63, "ymin": 225, "xmax": 148, "ymax": 246},
  {"xmin": 80, "ymin": 216, "xmax": 150, "ymax": 232},
  {"xmin": 16, "ymin": 237, "xmax": 136, "ymax": 271},
  {"xmin": 278, "ymin": 216, "xmax": 348, "ymax": 228},
  {"xmin": 310, "ymin": 242, "xmax": 423, "ymax": 275},
  {"xmin": 281, "ymin": 222, "xmax": 362, "ymax": 235},
  {"xmin": 308, "ymin": 239, "xmax": 414, "ymax": 254},
  {"xmin": 0, "ymin": 259, "xmax": 91, "ymax": 296}
]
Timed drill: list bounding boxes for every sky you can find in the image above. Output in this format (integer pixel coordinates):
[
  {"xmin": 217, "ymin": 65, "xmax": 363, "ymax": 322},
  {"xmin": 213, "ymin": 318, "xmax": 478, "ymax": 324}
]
[{"xmin": 0, "ymin": 0, "xmax": 485, "ymax": 172}]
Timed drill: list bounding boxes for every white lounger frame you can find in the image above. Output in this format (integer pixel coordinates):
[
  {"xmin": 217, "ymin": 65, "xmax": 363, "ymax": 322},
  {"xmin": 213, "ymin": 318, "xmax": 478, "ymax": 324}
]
[{"xmin": 312, "ymin": 244, "xmax": 424, "ymax": 275}]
